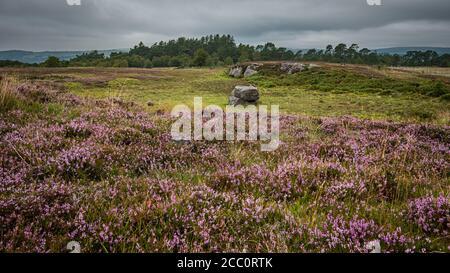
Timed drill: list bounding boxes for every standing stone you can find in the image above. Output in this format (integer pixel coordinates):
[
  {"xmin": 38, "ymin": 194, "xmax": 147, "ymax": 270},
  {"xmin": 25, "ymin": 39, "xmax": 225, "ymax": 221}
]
[
  {"xmin": 244, "ymin": 63, "xmax": 261, "ymax": 77},
  {"xmin": 244, "ymin": 67, "xmax": 258, "ymax": 77},
  {"xmin": 229, "ymin": 66, "xmax": 243, "ymax": 78},
  {"xmin": 228, "ymin": 96, "xmax": 245, "ymax": 106},
  {"xmin": 280, "ymin": 62, "xmax": 305, "ymax": 74},
  {"xmin": 229, "ymin": 85, "xmax": 260, "ymax": 106}
]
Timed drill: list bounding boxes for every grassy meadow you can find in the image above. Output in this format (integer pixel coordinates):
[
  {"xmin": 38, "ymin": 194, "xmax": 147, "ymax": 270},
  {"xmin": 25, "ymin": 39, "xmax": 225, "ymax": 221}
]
[
  {"xmin": 0, "ymin": 64, "xmax": 449, "ymax": 253},
  {"xmin": 3, "ymin": 64, "xmax": 449, "ymax": 123}
]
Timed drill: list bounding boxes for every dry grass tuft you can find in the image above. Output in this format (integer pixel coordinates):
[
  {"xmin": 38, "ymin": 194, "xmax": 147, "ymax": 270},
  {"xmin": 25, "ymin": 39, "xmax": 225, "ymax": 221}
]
[{"xmin": 0, "ymin": 75, "xmax": 20, "ymax": 111}]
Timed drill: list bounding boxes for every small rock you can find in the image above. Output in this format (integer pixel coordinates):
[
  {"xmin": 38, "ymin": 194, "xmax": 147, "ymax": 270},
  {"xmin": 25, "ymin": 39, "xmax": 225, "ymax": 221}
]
[
  {"xmin": 147, "ymin": 100, "xmax": 154, "ymax": 107},
  {"xmin": 366, "ymin": 240, "xmax": 381, "ymax": 253}
]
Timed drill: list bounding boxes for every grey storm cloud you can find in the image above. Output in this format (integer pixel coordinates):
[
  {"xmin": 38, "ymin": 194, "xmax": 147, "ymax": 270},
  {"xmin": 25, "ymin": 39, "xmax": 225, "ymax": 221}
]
[{"xmin": 0, "ymin": 0, "xmax": 449, "ymax": 50}]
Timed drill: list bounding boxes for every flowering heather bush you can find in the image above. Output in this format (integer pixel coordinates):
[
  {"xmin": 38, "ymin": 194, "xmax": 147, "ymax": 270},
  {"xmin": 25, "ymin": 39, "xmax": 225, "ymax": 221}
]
[
  {"xmin": 0, "ymin": 180, "xmax": 78, "ymax": 252},
  {"xmin": 0, "ymin": 80, "xmax": 449, "ymax": 253},
  {"xmin": 406, "ymin": 195, "xmax": 449, "ymax": 236},
  {"xmin": 51, "ymin": 141, "xmax": 115, "ymax": 180},
  {"xmin": 68, "ymin": 177, "xmax": 297, "ymax": 253},
  {"xmin": 304, "ymin": 214, "xmax": 416, "ymax": 253},
  {"xmin": 210, "ymin": 160, "xmax": 315, "ymax": 201}
]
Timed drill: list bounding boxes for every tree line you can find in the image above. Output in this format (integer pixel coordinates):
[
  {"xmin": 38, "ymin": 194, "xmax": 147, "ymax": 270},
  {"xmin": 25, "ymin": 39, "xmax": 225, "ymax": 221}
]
[
  {"xmin": 300, "ymin": 44, "xmax": 450, "ymax": 67},
  {"xmin": 1, "ymin": 34, "xmax": 449, "ymax": 68}
]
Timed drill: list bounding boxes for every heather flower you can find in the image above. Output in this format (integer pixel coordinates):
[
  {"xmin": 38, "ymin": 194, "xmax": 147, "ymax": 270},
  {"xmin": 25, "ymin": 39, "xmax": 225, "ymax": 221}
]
[
  {"xmin": 1, "ymin": 81, "xmax": 449, "ymax": 253},
  {"xmin": 51, "ymin": 141, "xmax": 114, "ymax": 180},
  {"xmin": 406, "ymin": 195, "xmax": 449, "ymax": 236}
]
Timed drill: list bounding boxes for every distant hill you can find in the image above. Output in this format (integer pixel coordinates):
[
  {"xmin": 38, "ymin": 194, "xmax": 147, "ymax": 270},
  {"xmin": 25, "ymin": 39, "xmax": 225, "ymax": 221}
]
[
  {"xmin": 374, "ymin": 47, "xmax": 450, "ymax": 55},
  {"xmin": 0, "ymin": 49, "xmax": 129, "ymax": 64}
]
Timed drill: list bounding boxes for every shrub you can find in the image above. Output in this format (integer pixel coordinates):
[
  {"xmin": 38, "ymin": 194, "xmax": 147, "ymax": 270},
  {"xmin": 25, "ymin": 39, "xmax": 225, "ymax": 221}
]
[
  {"xmin": 439, "ymin": 93, "xmax": 450, "ymax": 101},
  {"xmin": 406, "ymin": 195, "xmax": 449, "ymax": 236},
  {"xmin": 424, "ymin": 81, "xmax": 449, "ymax": 97},
  {"xmin": 420, "ymin": 81, "xmax": 449, "ymax": 98},
  {"xmin": 224, "ymin": 56, "xmax": 234, "ymax": 65},
  {"xmin": 42, "ymin": 56, "xmax": 62, "ymax": 68}
]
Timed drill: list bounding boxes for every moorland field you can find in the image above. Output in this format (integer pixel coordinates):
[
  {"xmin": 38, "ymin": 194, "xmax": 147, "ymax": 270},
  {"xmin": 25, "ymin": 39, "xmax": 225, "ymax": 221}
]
[{"xmin": 0, "ymin": 63, "xmax": 449, "ymax": 252}]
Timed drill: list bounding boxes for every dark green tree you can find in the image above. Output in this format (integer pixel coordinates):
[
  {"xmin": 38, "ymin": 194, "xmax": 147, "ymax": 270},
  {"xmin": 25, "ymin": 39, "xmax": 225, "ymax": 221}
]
[
  {"xmin": 193, "ymin": 48, "xmax": 209, "ymax": 66},
  {"xmin": 43, "ymin": 56, "xmax": 61, "ymax": 67}
]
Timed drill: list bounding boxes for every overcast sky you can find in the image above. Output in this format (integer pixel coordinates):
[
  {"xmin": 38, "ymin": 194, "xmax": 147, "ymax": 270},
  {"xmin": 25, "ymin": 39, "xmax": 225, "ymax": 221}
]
[{"xmin": 1, "ymin": 0, "xmax": 450, "ymax": 51}]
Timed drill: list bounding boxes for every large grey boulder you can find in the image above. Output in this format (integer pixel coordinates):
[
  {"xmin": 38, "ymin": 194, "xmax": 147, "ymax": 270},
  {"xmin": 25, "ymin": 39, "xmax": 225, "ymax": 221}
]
[
  {"xmin": 229, "ymin": 85, "xmax": 260, "ymax": 105},
  {"xmin": 228, "ymin": 96, "xmax": 246, "ymax": 106},
  {"xmin": 229, "ymin": 66, "xmax": 243, "ymax": 78},
  {"xmin": 244, "ymin": 67, "xmax": 258, "ymax": 77},
  {"xmin": 244, "ymin": 63, "xmax": 261, "ymax": 77},
  {"xmin": 280, "ymin": 62, "xmax": 306, "ymax": 74}
]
